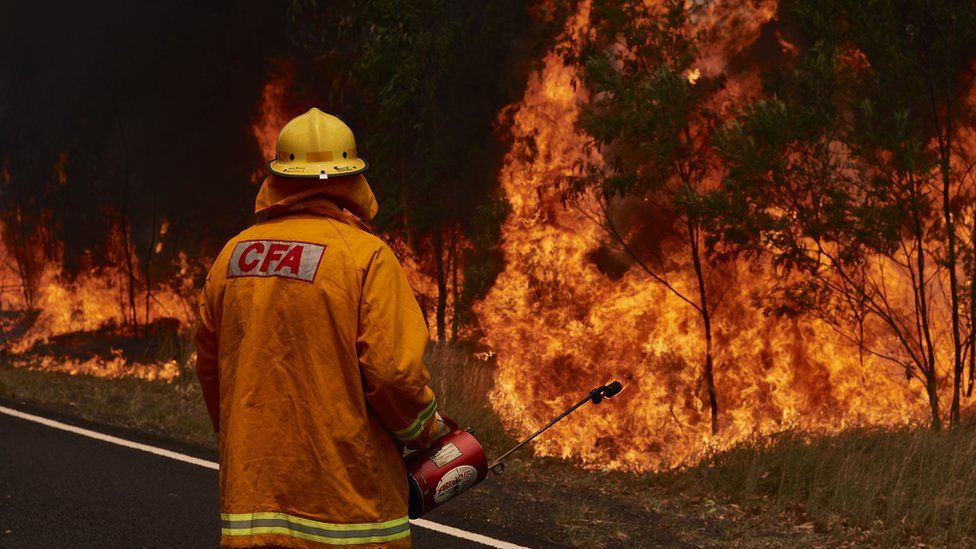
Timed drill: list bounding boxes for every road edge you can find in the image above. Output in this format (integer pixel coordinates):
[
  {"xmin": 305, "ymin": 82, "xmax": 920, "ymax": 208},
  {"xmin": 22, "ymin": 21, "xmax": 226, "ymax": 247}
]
[{"xmin": 0, "ymin": 401, "xmax": 529, "ymax": 549}]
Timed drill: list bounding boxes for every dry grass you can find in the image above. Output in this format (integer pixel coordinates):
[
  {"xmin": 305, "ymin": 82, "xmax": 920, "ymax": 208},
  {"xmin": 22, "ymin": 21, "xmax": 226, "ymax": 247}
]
[
  {"xmin": 660, "ymin": 426, "xmax": 976, "ymax": 545},
  {"xmin": 6, "ymin": 341, "xmax": 976, "ymax": 546},
  {"xmin": 0, "ymin": 340, "xmax": 509, "ymax": 452},
  {"xmin": 0, "ymin": 359, "xmax": 216, "ymax": 448},
  {"xmin": 417, "ymin": 342, "xmax": 517, "ymax": 453}
]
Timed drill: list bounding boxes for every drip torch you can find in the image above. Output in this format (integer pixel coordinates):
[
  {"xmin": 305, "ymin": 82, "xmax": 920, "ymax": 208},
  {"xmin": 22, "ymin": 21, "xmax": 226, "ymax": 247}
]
[{"xmin": 404, "ymin": 380, "xmax": 624, "ymax": 518}]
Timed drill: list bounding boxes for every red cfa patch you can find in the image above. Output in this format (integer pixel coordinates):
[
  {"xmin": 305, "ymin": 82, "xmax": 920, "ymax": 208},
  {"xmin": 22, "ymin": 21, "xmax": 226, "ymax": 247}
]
[{"xmin": 226, "ymin": 240, "xmax": 325, "ymax": 282}]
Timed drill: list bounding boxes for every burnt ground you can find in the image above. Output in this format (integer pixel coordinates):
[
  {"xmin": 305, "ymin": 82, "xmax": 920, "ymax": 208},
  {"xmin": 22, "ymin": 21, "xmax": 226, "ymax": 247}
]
[{"xmin": 1, "ymin": 316, "xmax": 185, "ymax": 365}]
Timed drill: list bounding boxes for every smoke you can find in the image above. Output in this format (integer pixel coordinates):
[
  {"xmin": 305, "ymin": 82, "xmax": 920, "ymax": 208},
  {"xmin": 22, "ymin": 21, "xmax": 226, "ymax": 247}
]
[{"xmin": 0, "ymin": 1, "xmax": 288, "ymax": 271}]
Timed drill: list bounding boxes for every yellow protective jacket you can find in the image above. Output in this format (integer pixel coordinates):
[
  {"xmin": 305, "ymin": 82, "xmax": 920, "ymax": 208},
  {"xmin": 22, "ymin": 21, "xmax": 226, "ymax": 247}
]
[{"xmin": 195, "ymin": 175, "xmax": 440, "ymax": 549}]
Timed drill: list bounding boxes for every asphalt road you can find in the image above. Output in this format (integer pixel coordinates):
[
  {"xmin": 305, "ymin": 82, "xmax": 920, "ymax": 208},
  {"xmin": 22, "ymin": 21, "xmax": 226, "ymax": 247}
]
[{"xmin": 0, "ymin": 408, "xmax": 515, "ymax": 548}]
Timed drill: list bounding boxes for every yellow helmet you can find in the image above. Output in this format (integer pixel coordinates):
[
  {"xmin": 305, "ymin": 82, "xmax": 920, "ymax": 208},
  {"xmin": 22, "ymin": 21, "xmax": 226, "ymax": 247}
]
[{"xmin": 267, "ymin": 108, "xmax": 368, "ymax": 179}]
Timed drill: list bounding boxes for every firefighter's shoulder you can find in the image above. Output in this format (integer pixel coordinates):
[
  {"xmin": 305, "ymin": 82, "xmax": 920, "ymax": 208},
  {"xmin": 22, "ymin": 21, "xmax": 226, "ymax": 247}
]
[
  {"xmin": 315, "ymin": 216, "xmax": 395, "ymax": 269},
  {"xmin": 204, "ymin": 237, "xmax": 242, "ymax": 283}
]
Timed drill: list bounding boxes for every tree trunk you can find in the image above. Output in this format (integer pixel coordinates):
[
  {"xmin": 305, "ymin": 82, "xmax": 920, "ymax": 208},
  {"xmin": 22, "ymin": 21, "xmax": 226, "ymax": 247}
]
[
  {"xmin": 433, "ymin": 226, "xmax": 447, "ymax": 342},
  {"xmin": 120, "ymin": 202, "xmax": 138, "ymax": 336},
  {"xmin": 450, "ymin": 225, "xmax": 460, "ymax": 341},
  {"xmin": 399, "ymin": 137, "xmax": 414, "ymax": 249},
  {"xmin": 911, "ymin": 177, "xmax": 941, "ymax": 430},
  {"xmin": 968, "ymin": 219, "xmax": 976, "ymax": 397},
  {"xmin": 0, "ymin": 263, "xmax": 9, "ymax": 345},
  {"xmin": 926, "ymin": 370, "xmax": 942, "ymax": 431},
  {"xmin": 940, "ymin": 93, "xmax": 963, "ymax": 426},
  {"xmin": 687, "ymin": 216, "xmax": 718, "ymax": 434},
  {"xmin": 11, "ymin": 208, "xmax": 34, "ymax": 308},
  {"xmin": 703, "ymin": 331, "xmax": 718, "ymax": 434},
  {"xmin": 945, "ymin": 171, "xmax": 963, "ymax": 425},
  {"xmin": 0, "ymin": 305, "xmax": 7, "ymax": 347},
  {"xmin": 144, "ymin": 197, "xmax": 157, "ymax": 327},
  {"xmin": 113, "ymin": 92, "xmax": 138, "ymax": 338},
  {"xmin": 417, "ymin": 298, "xmax": 431, "ymax": 333}
]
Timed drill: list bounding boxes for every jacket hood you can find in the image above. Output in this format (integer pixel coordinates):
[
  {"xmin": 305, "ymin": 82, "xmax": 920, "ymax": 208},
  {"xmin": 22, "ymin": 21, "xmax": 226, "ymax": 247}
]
[{"xmin": 255, "ymin": 173, "xmax": 379, "ymax": 220}]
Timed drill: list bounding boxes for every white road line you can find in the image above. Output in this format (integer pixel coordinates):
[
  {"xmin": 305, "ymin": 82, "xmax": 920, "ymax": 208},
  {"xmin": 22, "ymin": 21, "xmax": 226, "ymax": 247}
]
[
  {"xmin": 0, "ymin": 404, "xmax": 529, "ymax": 549},
  {"xmin": 410, "ymin": 519, "xmax": 528, "ymax": 549},
  {"xmin": 0, "ymin": 405, "xmax": 219, "ymax": 470}
]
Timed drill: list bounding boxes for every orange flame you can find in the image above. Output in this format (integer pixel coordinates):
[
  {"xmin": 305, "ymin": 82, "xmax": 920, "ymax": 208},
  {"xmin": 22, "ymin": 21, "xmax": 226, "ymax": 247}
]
[
  {"xmin": 475, "ymin": 1, "xmax": 930, "ymax": 471},
  {"xmin": 10, "ymin": 351, "xmax": 180, "ymax": 382},
  {"xmin": 1, "ymin": 217, "xmax": 196, "ymax": 383},
  {"xmin": 252, "ymin": 65, "xmax": 293, "ymax": 178}
]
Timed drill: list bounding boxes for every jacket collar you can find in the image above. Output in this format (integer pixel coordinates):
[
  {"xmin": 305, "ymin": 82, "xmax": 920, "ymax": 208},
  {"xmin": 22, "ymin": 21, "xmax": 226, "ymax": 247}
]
[{"xmin": 254, "ymin": 173, "xmax": 379, "ymax": 220}]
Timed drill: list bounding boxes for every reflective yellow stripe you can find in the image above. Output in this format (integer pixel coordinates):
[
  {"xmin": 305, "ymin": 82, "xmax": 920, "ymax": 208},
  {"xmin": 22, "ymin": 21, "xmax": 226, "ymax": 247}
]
[
  {"xmin": 220, "ymin": 512, "xmax": 407, "ymax": 531},
  {"xmin": 220, "ymin": 526, "xmax": 410, "ymax": 545},
  {"xmin": 391, "ymin": 398, "xmax": 437, "ymax": 441},
  {"xmin": 220, "ymin": 512, "xmax": 410, "ymax": 545}
]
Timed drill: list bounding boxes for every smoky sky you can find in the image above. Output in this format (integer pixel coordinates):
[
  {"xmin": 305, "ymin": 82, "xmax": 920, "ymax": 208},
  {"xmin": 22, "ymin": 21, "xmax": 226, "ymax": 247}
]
[{"xmin": 0, "ymin": 1, "xmax": 289, "ymax": 268}]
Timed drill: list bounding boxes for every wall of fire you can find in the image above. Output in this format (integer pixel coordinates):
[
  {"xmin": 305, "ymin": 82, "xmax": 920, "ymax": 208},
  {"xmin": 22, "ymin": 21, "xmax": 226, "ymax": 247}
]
[{"xmin": 1, "ymin": 1, "xmax": 969, "ymax": 471}]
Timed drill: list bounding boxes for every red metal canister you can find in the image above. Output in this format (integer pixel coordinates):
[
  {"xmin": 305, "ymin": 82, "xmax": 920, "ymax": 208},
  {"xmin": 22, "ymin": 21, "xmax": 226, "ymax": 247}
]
[
  {"xmin": 403, "ymin": 381, "xmax": 623, "ymax": 518},
  {"xmin": 405, "ymin": 425, "xmax": 488, "ymax": 518}
]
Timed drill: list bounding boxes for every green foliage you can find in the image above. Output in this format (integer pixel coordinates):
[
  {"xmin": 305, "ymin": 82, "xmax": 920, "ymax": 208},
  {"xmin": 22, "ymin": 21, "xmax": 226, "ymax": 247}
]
[
  {"xmin": 566, "ymin": 0, "xmax": 716, "ymax": 204},
  {"xmin": 456, "ymin": 195, "xmax": 511, "ymax": 326},
  {"xmin": 347, "ymin": 0, "xmax": 523, "ymax": 232},
  {"xmin": 564, "ymin": 0, "xmax": 730, "ymax": 433},
  {"xmin": 287, "ymin": 0, "xmax": 526, "ymax": 334},
  {"xmin": 716, "ymin": 0, "xmax": 976, "ymax": 310},
  {"xmin": 714, "ymin": 0, "xmax": 976, "ymax": 426}
]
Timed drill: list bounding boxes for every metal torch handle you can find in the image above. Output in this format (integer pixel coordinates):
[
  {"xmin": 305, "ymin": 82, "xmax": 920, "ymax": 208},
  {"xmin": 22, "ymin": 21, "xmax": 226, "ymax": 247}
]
[{"xmin": 488, "ymin": 381, "xmax": 622, "ymax": 474}]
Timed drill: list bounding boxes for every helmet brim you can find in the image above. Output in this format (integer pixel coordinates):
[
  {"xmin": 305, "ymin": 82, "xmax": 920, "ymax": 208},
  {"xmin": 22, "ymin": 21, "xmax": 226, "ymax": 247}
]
[{"xmin": 267, "ymin": 158, "xmax": 369, "ymax": 179}]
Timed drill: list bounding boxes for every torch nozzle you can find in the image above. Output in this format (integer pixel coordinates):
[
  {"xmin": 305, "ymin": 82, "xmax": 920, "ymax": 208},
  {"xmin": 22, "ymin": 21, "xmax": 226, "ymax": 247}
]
[{"xmin": 590, "ymin": 380, "xmax": 623, "ymax": 404}]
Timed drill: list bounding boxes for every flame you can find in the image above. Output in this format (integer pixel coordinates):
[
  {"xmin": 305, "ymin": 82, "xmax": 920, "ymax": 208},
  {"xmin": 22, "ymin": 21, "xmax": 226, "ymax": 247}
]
[
  {"xmin": 1, "ymin": 219, "xmax": 195, "ymax": 383},
  {"xmin": 154, "ymin": 218, "xmax": 169, "ymax": 254},
  {"xmin": 252, "ymin": 65, "xmax": 293, "ymax": 169},
  {"xmin": 54, "ymin": 152, "xmax": 68, "ymax": 186},
  {"xmin": 475, "ymin": 1, "xmax": 932, "ymax": 471},
  {"xmin": 1, "ymin": 0, "xmax": 968, "ymax": 471},
  {"xmin": 11, "ymin": 351, "xmax": 180, "ymax": 382},
  {"xmin": 392, "ymin": 233, "xmax": 469, "ymax": 341},
  {"xmin": 776, "ymin": 30, "xmax": 799, "ymax": 56}
]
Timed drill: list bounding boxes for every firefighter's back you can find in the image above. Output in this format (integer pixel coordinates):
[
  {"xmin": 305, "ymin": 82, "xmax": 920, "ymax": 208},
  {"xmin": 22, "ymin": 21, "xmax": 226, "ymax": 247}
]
[
  {"xmin": 205, "ymin": 212, "xmax": 413, "ymax": 548},
  {"xmin": 196, "ymin": 108, "xmax": 440, "ymax": 548}
]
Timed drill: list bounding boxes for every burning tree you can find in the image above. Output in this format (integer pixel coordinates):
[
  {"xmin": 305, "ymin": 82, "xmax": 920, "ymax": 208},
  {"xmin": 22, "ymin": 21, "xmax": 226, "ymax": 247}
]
[
  {"xmin": 714, "ymin": 0, "xmax": 976, "ymax": 428},
  {"xmin": 563, "ymin": 1, "xmax": 731, "ymax": 432},
  {"xmin": 478, "ymin": 0, "xmax": 928, "ymax": 471},
  {"xmin": 7, "ymin": 0, "xmax": 976, "ymax": 471}
]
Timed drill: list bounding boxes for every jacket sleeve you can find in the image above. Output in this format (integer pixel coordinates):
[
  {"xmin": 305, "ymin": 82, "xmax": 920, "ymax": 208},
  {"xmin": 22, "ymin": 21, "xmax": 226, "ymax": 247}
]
[
  {"xmin": 357, "ymin": 243, "xmax": 441, "ymax": 449},
  {"xmin": 195, "ymin": 282, "xmax": 220, "ymax": 433}
]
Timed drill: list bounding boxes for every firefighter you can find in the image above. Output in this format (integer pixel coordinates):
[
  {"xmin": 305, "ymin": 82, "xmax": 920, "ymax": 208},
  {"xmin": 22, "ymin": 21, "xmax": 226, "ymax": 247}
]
[{"xmin": 195, "ymin": 108, "xmax": 446, "ymax": 549}]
